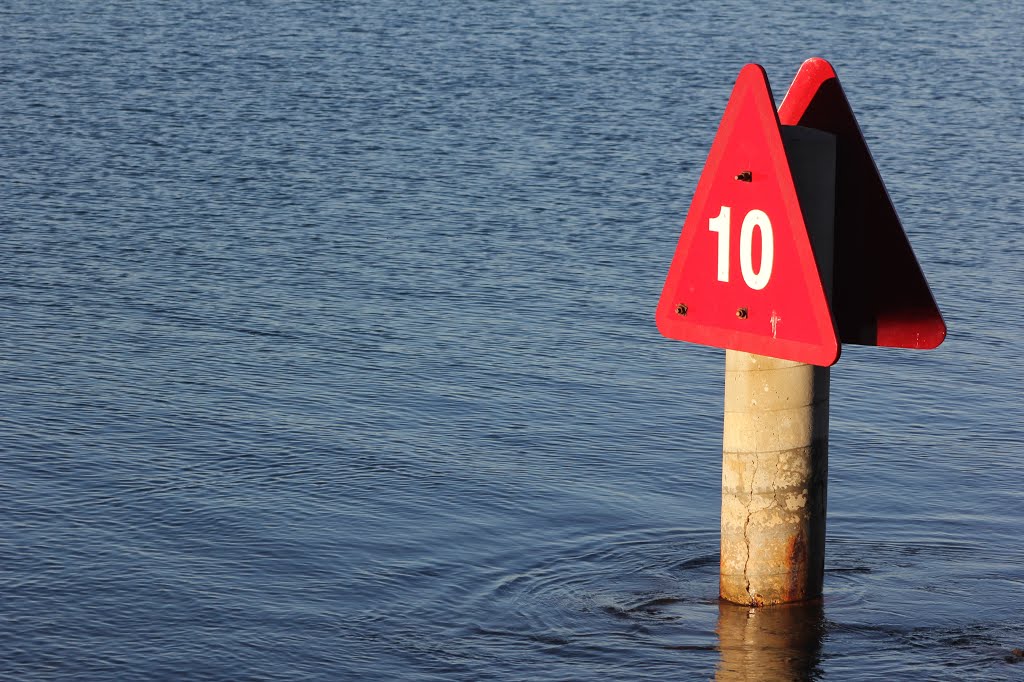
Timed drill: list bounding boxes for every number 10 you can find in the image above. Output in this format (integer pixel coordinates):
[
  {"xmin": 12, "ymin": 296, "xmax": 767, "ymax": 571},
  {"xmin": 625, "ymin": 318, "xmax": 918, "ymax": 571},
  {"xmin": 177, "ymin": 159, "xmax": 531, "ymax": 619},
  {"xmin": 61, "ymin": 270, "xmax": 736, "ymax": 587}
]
[{"xmin": 708, "ymin": 206, "xmax": 774, "ymax": 290}]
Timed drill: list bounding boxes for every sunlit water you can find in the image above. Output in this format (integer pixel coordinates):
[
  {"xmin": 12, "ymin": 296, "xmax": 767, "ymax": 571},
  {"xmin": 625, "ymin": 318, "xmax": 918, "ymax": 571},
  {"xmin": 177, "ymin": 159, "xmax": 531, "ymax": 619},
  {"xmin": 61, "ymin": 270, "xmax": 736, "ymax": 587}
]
[{"xmin": 2, "ymin": 1, "xmax": 1022, "ymax": 680}]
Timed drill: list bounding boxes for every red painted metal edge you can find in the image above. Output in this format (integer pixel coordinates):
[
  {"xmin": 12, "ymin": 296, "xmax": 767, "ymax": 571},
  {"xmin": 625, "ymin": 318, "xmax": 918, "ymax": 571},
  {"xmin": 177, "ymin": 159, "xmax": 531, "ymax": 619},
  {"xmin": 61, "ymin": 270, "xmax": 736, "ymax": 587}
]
[{"xmin": 779, "ymin": 58, "xmax": 947, "ymax": 349}]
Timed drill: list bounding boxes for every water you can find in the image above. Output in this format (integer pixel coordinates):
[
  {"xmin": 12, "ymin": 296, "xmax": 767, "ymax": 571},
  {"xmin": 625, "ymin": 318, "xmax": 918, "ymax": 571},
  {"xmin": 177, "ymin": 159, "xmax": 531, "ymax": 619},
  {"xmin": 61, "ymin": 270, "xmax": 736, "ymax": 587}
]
[{"xmin": 2, "ymin": 1, "xmax": 1022, "ymax": 679}]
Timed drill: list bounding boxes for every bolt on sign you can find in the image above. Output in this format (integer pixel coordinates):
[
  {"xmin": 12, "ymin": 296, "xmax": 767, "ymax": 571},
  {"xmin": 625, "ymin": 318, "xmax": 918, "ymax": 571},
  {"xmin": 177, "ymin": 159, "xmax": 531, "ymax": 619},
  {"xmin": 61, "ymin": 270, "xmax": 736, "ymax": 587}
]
[{"xmin": 655, "ymin": 59, "xmax": 945, "ymax": 366}]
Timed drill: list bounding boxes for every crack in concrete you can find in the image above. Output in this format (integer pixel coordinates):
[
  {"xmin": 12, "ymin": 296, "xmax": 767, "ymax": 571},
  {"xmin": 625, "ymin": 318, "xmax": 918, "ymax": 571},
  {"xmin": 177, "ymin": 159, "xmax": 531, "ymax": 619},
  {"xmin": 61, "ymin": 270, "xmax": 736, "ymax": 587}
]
[
  {"xmin": 773, "ymin": 455, "xmax": 783, "ymax": 511},
  {"xmin": 743, "ymin": 453, "xmax": 757, "ymax": 602}
]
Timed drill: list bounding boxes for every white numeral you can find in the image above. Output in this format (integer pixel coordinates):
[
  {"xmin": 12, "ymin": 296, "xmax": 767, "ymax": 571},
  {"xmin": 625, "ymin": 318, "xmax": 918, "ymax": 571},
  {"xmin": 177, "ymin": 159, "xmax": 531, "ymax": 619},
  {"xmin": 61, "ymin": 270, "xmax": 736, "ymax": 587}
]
[
  {"xmin": 708, "ymin": 206, "xmax": 731, "ymax": 282},
  {"xmin": 739, "ymin": 209, "xmax": 773, "ymax": 290},
  {"xmin": 708, "ymin": 206, "xmax": 774, "ymax": 290}
]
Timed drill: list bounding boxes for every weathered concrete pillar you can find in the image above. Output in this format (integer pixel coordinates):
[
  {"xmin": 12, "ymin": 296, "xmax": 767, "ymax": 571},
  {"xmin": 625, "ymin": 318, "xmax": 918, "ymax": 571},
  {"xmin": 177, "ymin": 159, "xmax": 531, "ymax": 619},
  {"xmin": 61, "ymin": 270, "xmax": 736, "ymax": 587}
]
[
  {"xmin": 716, "ymin": 123, "xmax": 836, "ymax": 606},
  {"xmin": 719, "ymin": 350, "xmax": 829, "ymax": 605}
]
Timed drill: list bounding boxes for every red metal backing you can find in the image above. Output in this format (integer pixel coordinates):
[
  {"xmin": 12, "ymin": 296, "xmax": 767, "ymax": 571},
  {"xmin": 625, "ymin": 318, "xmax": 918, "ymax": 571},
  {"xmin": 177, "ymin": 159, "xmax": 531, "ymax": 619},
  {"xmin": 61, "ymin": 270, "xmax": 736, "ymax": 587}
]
[
  {"xmin": 655, "ymin": 64, "xmax": 839, "ymax": 367},
  {"xmin": 778, "ymin": 58, "xmax": 946, "ymax": 349}
]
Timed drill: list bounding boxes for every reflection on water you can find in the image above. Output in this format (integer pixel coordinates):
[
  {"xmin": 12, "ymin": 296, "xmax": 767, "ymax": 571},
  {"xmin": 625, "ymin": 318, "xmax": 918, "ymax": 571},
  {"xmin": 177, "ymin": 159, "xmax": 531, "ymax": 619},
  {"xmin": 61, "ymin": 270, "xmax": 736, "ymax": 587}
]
[{"xmin": 716, "ymin": 600, "xmax": 825, "ymax": 681}]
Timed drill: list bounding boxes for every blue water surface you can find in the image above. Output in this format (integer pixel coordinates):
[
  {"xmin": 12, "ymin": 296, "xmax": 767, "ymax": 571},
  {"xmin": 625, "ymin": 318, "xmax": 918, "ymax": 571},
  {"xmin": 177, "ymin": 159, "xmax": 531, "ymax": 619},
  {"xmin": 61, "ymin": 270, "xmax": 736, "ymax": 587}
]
[{"xmin": 2, "ymin": 1, "xmax": 1022, "ymax": 680}]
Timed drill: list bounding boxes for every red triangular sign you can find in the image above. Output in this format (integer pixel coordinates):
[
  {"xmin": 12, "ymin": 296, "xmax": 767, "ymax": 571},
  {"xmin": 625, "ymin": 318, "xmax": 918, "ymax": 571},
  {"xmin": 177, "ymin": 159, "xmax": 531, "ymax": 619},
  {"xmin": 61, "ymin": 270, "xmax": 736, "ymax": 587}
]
[
  {"xmin": 656, "ymin": 64, "xmax": 840, "ymax": 366},
  {"xmin": 778, "ymin": 58, "xmax": 946, "ymax": 348}
]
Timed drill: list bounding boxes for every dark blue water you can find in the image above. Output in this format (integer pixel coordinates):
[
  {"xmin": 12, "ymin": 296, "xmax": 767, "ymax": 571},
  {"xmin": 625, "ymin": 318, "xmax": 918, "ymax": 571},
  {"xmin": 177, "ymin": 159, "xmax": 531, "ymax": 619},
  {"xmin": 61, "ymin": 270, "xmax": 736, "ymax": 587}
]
[{"xmin": 3, "ymin": 1, "xmax": 1022, "ymax": 679}]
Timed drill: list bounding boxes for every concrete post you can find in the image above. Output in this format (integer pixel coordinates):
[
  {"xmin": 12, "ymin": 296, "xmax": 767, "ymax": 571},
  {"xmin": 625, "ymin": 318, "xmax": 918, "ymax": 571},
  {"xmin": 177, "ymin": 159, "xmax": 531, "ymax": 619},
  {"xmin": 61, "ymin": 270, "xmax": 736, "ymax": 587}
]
[
  {"xmin": 719, "ymin": 125, "xmax": 835, "ymax": 606},
  {"xmin": 719, "ymin": 352, "xmax": 829, "ymax": 605}
]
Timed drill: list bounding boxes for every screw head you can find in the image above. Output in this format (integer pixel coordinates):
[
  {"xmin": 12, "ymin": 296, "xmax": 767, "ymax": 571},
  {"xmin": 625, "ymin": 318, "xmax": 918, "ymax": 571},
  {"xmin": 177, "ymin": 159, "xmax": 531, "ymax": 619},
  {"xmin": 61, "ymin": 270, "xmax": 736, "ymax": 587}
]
[
  {"xmin": 736, "ymin": 307, "xmax": 748, "ymax": 319},
  {"xmin": 675, "ymin": 303, "xmax": 688, "ymax": 316},
  {"xmin": 735, "ymin": 170, "xmax": 752, "ymax": 182}
]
